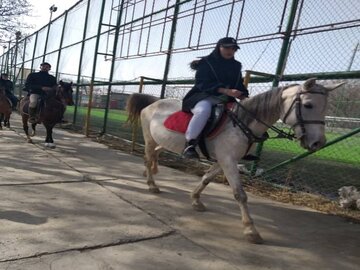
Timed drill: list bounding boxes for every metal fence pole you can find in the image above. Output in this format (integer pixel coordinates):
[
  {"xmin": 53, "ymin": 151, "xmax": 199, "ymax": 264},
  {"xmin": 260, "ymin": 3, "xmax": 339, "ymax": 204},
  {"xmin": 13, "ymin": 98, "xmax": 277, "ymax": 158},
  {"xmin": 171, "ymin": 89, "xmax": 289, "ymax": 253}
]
[
  {"xmin": 251, "ymin": 0, "xmax": 299, "ymax": 176},
  {"xmin": 160, "ymin": 0, "xmax": 181, "ymax": 99},
  {"xmin": 101, "ymin": 0, "xmax": 125, "ymax": 135},
  {"xmin": 55, "ymin": 10, "xmax": 68, "ymax": 80},
  {"xmin": 86, "ymin": 0, "xmax": 107, "ymax": 135},
  {"xmin": 19, "ymin": 38, "xmax": 27, "ymax": 98},
  {"xmin": 74, "ymin": 0, "xmax": 91, "ymax": 126},
  {"xmin": 30, "ymin": 32, "xmax": 39, "ymax": 72}
]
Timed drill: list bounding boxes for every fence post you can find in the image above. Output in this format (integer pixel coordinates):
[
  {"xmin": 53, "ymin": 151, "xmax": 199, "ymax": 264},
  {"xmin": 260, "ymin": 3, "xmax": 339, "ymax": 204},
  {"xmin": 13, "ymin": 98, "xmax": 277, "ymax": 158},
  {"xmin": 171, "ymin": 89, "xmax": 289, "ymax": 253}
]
[
  {"xmin": 84, "ymin": 84, "xmax": 94, "ymax": 137},
  {"xmin": 131, "ymin": 76, "xmax": 144, "ymax": 153}
]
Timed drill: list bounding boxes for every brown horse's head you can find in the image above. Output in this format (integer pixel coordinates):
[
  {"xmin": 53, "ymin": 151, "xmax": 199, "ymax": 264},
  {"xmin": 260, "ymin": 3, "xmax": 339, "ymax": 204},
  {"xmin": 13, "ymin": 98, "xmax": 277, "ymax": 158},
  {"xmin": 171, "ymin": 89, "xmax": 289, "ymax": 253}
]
[{"xmin": 59, "ymin": 80, "xmax": 74, "ymax": 106}]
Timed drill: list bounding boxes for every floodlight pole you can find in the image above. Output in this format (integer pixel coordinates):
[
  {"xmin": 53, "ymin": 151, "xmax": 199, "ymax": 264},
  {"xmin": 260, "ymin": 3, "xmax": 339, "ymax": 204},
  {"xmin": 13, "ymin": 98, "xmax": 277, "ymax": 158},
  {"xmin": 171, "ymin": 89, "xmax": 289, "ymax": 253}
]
[{"xmin": 43, "ymin": 4, "xmax": 57, "ymax": 62}]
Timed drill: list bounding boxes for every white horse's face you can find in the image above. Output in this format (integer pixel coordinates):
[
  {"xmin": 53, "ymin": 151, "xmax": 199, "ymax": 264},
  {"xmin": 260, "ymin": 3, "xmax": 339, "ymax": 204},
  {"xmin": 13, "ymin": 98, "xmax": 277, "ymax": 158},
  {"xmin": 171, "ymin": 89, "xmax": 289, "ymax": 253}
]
[{"xmin": 281, "ymin": 78, "xmax": 344, "ymax": 151}]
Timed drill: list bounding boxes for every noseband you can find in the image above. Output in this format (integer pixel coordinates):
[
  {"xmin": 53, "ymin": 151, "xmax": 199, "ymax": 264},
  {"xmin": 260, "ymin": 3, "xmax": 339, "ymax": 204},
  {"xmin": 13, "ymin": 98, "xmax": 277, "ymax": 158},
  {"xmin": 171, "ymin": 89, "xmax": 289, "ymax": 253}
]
[{"xmin": 282, "ymin": 88, "xmax": 327, "ymax": 138}]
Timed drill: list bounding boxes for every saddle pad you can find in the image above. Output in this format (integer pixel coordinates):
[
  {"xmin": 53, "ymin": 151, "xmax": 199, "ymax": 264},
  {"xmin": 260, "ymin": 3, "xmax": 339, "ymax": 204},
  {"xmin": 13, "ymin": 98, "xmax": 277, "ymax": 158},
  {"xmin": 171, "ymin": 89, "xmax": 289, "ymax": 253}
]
[
  {"xmin": 164, "ymin": 111, "xmax": 192, "ymax": 134},
  {"xmin": 164, "ymin": 111, "xmax": 227, "ymax": 139},
  {"xmin": 163, "ymin": 102, "xmax": 235, "ymax": 138}
]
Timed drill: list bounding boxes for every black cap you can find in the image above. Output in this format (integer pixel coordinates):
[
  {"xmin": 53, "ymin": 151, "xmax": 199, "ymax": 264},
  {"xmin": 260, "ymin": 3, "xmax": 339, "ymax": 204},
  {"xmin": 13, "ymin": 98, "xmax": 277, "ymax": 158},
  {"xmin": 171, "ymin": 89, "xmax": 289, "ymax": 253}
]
[
  {"xmin": 217, "ymin": 37, "xmax": 240, "ymax": 49},
  {"xmin": 40, "ymin": 62, "xmax": 51, "ymax": 68}
]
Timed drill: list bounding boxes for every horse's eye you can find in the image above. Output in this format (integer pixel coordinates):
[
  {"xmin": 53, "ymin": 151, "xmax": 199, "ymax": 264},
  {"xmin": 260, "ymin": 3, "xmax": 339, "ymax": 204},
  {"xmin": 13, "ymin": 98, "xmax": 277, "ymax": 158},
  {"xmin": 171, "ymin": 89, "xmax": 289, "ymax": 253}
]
[{"xmin": 304, "ymin": 103, "xmax": 313, "ymax": 109}]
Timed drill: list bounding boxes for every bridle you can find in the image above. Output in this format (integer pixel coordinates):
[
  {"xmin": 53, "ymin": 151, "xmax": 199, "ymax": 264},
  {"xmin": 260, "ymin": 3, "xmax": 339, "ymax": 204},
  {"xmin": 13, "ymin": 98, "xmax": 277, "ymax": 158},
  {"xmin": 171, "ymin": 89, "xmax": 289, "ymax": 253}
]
[
  {"xmin": 282, "ymin": 88, "xmax": 327, "ymax": 138},
  {"xmin": 226, "ymin": 85, "xmax": 328, "ymax": 145}
]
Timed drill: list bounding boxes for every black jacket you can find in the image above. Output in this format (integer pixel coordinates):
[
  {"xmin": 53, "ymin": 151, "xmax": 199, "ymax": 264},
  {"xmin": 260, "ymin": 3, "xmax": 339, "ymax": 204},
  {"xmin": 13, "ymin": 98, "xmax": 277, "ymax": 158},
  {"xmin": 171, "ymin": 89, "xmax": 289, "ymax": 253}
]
[
  {"xmin": 182, "ymin": 51, "xmax": 249, "ymax": 112},
  {"xmin": 0, "ymin": 78, "xmax": 14, "ymax": 96},
  {"xmin": 25, "ymin": 71, "xmax": 57, "ymax": 95}
]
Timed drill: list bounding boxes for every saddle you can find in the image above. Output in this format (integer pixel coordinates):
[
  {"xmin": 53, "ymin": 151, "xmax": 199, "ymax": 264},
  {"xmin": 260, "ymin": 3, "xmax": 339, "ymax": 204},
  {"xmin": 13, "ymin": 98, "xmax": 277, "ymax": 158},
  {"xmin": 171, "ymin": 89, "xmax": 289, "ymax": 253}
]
[{"xmin": 164, "ymin": 103, "xmax": 235, "ymax": 159}]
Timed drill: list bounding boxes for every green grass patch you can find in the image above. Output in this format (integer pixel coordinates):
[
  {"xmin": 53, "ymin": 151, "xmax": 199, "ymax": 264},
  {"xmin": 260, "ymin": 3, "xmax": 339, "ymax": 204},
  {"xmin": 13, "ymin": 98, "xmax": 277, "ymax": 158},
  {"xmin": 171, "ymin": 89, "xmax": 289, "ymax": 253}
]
[{"xmin": 65, "ymin": 106, "xmax": 128, "ymax": 122}]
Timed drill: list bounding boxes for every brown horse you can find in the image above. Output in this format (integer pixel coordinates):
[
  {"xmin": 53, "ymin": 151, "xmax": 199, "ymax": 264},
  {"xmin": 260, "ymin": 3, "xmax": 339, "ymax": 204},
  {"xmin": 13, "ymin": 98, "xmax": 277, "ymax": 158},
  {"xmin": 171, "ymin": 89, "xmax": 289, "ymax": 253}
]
[
  {"xmin": 19, "ymin": 80, "xmax": 74, "ymax": 148},
  {"xmin": 0, "ymin": 87, "xmax": 12, "ymax": 129}
]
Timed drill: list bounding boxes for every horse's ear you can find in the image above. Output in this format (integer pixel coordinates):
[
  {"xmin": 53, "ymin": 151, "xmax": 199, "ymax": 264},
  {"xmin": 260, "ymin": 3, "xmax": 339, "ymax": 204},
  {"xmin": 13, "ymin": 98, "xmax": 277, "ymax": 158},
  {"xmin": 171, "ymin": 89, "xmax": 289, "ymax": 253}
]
[
  {"xmin": 70, "ymin": 81, "xmax": 73, "ymax": 86},
  {"xmin": 324, "ymin": 81, "xmax": 346, "ymax": 92},
  {"xmin": 303, "ymin": 78, "xmax": 317, "ymax": 90}
]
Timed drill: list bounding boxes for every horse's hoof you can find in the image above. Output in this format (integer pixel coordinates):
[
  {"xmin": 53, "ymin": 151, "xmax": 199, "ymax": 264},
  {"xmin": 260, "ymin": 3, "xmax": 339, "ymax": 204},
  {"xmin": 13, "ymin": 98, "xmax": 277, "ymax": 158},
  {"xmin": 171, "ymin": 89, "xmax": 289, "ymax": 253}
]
[
  {"xmin": 192, "ymin": 201, "xmax": 207, "ymax": 212},
  {"xmin": 149, "ymin": 187, "xmax": 160, "ymax": 193},
  {"xmin": 244, "ymin": 232, "xmax": 264, "ymax": 244},
  {"xmin": 143, "ymin": 171, "xmax": 147, "ymax": 177},
  {"xmin": 30, "ymin": 134, "xmax": 35, "ymax": 137},
  {"xmin": 48, "ymin": 143, "xmax": 56, "ymax": 149},
  {"xmin": 27, "ymin": 139, "xmax": 32, "ymax": 143},
  {"xmin": 45, "ymin": 143, "xmax": 56, "ymax": 149}
]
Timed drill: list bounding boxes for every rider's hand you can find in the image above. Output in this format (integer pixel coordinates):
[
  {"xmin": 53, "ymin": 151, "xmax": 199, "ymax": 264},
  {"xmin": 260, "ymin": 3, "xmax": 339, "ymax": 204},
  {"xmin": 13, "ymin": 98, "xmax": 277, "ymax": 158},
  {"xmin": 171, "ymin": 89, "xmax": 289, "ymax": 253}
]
[
  {"xmin": 226, "ymin": 89, "xmax": 244, "ymax": 98},
  {"xmin": 238, "ymin": 94, "xmax": 248, "ymax": 100}
]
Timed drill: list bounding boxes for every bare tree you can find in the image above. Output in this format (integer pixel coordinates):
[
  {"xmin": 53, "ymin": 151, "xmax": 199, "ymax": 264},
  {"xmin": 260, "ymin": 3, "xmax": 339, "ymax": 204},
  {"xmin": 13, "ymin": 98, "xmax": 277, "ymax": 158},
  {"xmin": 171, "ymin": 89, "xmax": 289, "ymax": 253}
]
[{"xmin": 0, "ymin": 0, "xmax": 32, "ymax": 42}]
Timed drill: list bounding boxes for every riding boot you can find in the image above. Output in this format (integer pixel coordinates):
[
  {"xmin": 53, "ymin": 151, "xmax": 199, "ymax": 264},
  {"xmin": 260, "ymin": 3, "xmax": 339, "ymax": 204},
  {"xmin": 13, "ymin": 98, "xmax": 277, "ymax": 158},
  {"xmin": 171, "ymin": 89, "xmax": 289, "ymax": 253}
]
[
  {"xmin": 182, "ymin": 139, "xmax": 200, "ymax": 160},
  {"xmin": 28, "ymin": 107, "xmax": 37, "ymax": 124}
]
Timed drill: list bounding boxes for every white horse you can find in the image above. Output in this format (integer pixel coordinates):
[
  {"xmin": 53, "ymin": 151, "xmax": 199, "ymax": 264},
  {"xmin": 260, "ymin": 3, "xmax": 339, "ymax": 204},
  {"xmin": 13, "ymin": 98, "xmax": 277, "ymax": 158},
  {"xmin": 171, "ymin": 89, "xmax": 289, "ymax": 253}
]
[{"xmin": 126, "ymin": 78, "xmax": 344, "ymax": 244}]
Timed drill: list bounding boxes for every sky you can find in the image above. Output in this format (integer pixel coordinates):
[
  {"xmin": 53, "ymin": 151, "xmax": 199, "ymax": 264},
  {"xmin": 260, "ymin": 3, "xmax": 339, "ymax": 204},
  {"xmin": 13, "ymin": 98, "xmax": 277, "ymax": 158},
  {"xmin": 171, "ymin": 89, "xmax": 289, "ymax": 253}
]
[{"xmin": 24, "ymin": 0, "xmax": 80, "ymax": 32}]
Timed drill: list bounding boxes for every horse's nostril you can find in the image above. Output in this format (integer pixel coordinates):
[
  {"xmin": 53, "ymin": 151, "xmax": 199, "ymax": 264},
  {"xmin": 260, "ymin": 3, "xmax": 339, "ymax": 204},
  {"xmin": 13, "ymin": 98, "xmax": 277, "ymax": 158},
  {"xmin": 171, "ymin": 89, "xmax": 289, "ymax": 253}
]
[{"xmin": 311, "ymin": 141, "xmax": 321, "ymax": 150}]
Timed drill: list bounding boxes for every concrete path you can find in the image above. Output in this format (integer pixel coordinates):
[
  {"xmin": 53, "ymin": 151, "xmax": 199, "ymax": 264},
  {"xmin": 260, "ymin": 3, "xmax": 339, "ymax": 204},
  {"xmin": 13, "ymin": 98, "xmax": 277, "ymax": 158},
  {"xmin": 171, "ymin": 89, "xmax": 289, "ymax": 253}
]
[{"xmin": 0, "ymin": 114, "xmax": 359, "ymax": 270}]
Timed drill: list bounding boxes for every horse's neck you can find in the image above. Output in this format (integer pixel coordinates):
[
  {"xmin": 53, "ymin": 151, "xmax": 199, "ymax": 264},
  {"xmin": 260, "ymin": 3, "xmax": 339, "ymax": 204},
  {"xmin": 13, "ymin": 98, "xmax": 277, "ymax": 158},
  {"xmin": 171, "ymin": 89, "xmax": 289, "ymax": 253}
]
[{"xmin": 239, "ymin": 88, "xmax": 283, "ymax": 135}]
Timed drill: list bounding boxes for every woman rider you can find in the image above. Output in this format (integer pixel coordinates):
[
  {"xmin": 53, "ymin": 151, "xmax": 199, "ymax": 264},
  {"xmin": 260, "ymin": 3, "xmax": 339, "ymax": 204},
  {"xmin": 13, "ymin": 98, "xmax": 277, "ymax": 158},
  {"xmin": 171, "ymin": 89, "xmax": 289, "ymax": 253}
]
[{"xmin": 182, "ymin": 37, "xmax": 249, "ymax": 159}]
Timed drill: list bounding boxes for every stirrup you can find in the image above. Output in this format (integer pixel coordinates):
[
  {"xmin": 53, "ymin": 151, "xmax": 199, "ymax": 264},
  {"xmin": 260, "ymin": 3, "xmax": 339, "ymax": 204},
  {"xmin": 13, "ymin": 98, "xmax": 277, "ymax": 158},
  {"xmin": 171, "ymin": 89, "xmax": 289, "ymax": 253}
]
[{"xmin": 182, "ymin": 145, "xmax": 200, "ymax": 160}]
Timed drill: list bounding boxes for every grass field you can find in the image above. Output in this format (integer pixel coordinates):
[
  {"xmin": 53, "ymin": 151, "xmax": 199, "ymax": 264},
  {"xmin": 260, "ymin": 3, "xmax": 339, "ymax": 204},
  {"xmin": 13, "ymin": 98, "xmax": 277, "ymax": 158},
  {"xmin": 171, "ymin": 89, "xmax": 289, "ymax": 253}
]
[{"xmin": 64, "ymin": 106, "xmax": 359, "ymax": 165}]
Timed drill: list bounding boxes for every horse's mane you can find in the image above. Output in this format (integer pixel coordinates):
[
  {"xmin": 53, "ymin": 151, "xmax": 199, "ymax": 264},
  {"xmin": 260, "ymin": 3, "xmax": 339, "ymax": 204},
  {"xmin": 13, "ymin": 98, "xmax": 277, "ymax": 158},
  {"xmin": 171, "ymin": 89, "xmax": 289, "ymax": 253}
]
[{"xmin": 239, "ymin": 84, "xmax": 299, "ymax": 125}]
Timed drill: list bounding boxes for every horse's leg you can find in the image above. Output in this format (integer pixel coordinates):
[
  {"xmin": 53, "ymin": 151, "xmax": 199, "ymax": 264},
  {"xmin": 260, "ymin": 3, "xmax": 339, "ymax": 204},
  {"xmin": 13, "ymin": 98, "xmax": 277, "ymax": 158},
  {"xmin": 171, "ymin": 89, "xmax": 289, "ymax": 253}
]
[
  {"xmin": 30, "ymin": 123, "xmax": 37, "ymax": 137},
  {"xmin": 218, "ymin": 158, "xmax": 263, "ymax": 244},
  {"xmin": 45, "ymin": 124, "xmax": 56, "ymax": 148},
  {"xmin": 144, "ymin": 139, "xmax": 160, "ymax": 193},
  {"xmin": 5, "ymin": 113, "xmax": 10, "ymax": 128},
  {"xmin": 151, "ymin": 146, "xmax": 163, "ymax": 175},
  {"xmin": 0, "ymin": 113, "xmax": 3, "ymax": 130},
  {"xmin": 22, "ymin": 115, "xmax": 32, "ymax": 143},
  {"xmin": 191, "ymin": 162, "xmax": 222, "ymax": 211}
]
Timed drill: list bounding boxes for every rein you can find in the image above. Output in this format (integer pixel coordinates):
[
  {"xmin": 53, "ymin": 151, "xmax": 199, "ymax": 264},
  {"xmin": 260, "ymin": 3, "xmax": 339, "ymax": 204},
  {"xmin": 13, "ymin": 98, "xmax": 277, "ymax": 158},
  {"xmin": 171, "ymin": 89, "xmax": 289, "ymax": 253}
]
[{"xmin": 226, "ymin": 101, "xmax": 295, "ymax": 145}]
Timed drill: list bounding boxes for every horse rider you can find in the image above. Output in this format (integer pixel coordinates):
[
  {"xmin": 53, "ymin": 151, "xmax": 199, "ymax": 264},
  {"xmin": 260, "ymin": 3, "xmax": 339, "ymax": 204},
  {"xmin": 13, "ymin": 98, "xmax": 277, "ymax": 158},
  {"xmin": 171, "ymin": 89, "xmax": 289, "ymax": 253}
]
[
  {"xmin": 181, "ymin": 37, "xmax": 250, "ymax": 160},
  {"xmin": 24, "ymin": 62, "xmax": 57, "ymax": 124},
  {"xmin": 0, "ymin": 73, "xmax": 18, "ymax": 110}
]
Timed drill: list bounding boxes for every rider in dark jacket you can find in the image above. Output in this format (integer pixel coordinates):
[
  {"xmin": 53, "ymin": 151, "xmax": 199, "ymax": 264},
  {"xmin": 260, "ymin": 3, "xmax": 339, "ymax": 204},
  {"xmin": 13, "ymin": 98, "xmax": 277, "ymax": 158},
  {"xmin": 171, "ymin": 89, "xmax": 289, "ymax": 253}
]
[
  {"xmin": 0, "ymin": 73, "xmax": 18, "ymax": 110},
  {"xmin": 25, "ymin": 62, "xmax": 57, "ymax": 123},
  {"xmin": 182, "ymin": 37, "xmax": 249, "ymax": 159}
]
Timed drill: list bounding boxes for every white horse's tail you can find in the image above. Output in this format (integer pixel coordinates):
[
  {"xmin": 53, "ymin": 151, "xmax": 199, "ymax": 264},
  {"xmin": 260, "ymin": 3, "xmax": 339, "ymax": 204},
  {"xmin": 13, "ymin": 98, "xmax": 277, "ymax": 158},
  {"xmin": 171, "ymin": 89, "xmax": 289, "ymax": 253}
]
[{"xmin": 126, "ymin": 93, "xmax": 159, "ymax": 124}]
